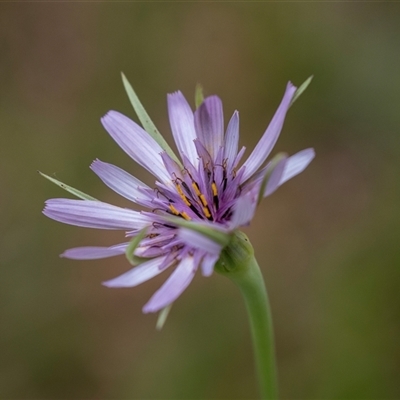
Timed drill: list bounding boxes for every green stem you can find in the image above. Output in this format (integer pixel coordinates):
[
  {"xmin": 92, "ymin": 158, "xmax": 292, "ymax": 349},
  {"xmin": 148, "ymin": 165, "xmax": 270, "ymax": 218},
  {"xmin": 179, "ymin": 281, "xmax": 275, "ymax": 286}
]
[
  {"xmin": 216, "ymin": 232, "xmax": 278, "ymax": 399},
  {"xmin": 229, "ymin": 256, "xmax": 278, "ymax": 399}
]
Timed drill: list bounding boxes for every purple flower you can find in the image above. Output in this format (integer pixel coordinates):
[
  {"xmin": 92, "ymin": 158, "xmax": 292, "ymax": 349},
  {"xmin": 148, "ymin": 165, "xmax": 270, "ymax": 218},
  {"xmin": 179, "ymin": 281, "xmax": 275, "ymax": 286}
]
[{"xmin": 43, "ymin": 81, "xmax": 314, "ymax": 313}]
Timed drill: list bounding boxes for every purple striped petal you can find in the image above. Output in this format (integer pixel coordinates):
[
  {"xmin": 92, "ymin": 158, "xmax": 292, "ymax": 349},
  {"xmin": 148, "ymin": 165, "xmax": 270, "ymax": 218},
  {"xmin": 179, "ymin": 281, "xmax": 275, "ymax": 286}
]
[
  {"xmin": 229, "ymin": 192, "xmax": 257, "ymax": 229},
  {"xmin": 160, "ymin": 151, "xmax": 183, "ymax": 180},
  {"xmin": 240, "ymin": 82, "xmax": 296, "ymax": 182},
  {"xmin": 263, "ymin": 155, "xmax": 288, "ymax": 197},
  {"xmin": 142, "ymin": 256, "xmax": 198, "ymax": 313},
  {"xmin": 103, "ymin": 256, "xmax": 170, "ymax": 288},
  {"xmin": 201, "ymin": 252, "xmax": 219, "ymax": 277},
  {"xmin": 193, "ymin": 139, "xmax": 212, "ymax": 166},
  {"xmin": 61, "ymin": 243, "xmax": 128, "ymax": 260},
  {"xmin": 167, "ymin": 91, "xmax": 198, "ymax": 166},
  {"xmin": 279, "ymin": 148, "xmax": 315, "ymax": 185},
  {"xmin": 194, "ymin": 96, "xmax": 224, "ymax": 160},
  {"xmin": 90, "ymin": 159, "xmax": 154, "ymax": 207},
  {"xmin": 224, "ymin": 111, "xmax": 239, "ymax": 170},
  {"xmin": 177, "ymin": 228, "xmax": 222, "ymax": 254},
  {"xmin": 101, "ymin": 111, "xmax": 170, "ymax": 183},
  {"xmin": 43, "ymin": 199, "xmax": 150, "ymax": 230}
]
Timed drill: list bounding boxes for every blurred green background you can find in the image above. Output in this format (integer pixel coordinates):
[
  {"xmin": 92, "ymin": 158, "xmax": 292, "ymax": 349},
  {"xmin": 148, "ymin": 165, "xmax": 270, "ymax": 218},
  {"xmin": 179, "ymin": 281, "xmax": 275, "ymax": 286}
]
[{"xmin": 1, "ymin": 2, "xmax": 400, "ymax": 399}]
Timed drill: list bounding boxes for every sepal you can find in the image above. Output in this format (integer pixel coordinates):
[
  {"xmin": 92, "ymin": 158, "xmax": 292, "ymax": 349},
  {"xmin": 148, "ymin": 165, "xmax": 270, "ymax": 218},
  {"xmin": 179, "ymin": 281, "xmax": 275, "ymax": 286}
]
[
  {"xmin": 125, "ymin": 228, "xmax": 148, "ymax": 266},
  {"xmin": 121, "ymin": 73, "xmax": 182, "ymax": 167},
  {"xmin": 39, "ymin": 171, "xmax": 97, "ymax": 201},
  {"xmin": 289, "ymin": 75, "xmax": 313, "ymax": 107},
  {"xmin": 195, "ymin": 83, "xmax": 204, "ymax": 109},
  {"xmin": 156, "ymin": 304, "xmax": 173, "ymax": 331},
  {"xmin": 215, "ymin": 231, "xmax": 254, "ymax": 274}
]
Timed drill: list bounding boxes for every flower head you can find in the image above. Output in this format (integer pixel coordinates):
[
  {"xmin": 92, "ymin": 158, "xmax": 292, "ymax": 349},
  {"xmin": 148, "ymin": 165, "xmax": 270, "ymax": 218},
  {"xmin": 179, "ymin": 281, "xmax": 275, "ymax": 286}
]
[{"xmin": 43, "ymin": 77, "xmax": 314, "ymax": 314}]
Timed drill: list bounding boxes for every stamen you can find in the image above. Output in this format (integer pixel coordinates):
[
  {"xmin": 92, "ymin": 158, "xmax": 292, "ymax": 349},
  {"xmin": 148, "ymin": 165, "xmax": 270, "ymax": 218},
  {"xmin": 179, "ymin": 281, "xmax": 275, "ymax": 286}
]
[
  {"xmin": 184, "ymin": 167, "xmax": 214, "ymax": 221},
  {"xmin": 191, "ymin": 181, "xmax": 201, "ymax": 197},
  {"xmin": 169, "ymin": 204, "xmax": 180, "ymax": 216},
  {"xmin": 172, "ymin": 176, "xmax": 204, "ymax": 219},
  {"xmin": 169, "ymin": 203, "xmax": 192, "ymax": 221},
  {"xmin": 152, "ymin": 222, "xmax": 176, "ymax": 229},
  {"xmin": 175, "ymin": 183, "xmax": 191, "ymax": 206},
  {"xmin": 221, "ymin": 207, "xmax": 232, "ymax": 220},
  {"xmin": 202, "ymin": 206, "xmax": 212, "ymax": 219},
  {"xmin": 211, "ymin": 181, "xmax": 219, "ymax": 210},
  {"xmin": 155, "ymin": 188, "xmax": 174, "ymax": 202},
  {"xmin": 199, "ymin": 194, "xmax": 208, "ymax": 207},
  {"xmin": 188, "ymin": 203, "xmax": 204, "ymax": 219},
  {"xmin": 180, "ymin": 212, "xmax": 191, "ymax": 221}
]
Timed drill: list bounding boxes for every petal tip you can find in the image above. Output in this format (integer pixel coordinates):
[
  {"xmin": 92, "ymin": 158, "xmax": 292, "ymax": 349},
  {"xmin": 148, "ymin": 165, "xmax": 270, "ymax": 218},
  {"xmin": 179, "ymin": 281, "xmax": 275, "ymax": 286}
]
[
  {"xmin": 102, "ymin": 280, "xmax": 116, "ymax": 288},
  {"xmin": 168, "ymin": 90, "xmax": 183, "ymax": 99}
]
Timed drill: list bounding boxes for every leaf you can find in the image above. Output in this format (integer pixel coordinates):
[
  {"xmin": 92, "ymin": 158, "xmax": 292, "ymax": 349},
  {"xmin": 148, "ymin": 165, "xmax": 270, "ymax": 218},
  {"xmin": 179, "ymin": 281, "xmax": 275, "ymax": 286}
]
[
  {"xmin": 156, "ymin": 304, "xmax": 173, "ymax": 331},
  {"xmin": 290, "ymin": 75, "xmax": 313, "ymax": 107},
  {"xmin": 125, "ymin": 228, "xmax": 148, "ymax": 266},
  {"xmin": 195, "ymin": 83, "xmax": 204, "ymax": 109},
  {"xmin": 39, "ymin": 171, "xmax": 98, "ymax": 201},
  {"xmin": 121, "ymin": 73, "xmax": 182, "ymax": 167}
]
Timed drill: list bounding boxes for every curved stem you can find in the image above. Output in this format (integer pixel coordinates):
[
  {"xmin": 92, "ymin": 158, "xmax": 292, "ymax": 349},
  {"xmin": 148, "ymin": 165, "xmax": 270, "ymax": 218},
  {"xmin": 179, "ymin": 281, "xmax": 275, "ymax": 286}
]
[{"xmin": 226, "ymin": 256, "xmax": 278, "ymax": 399}]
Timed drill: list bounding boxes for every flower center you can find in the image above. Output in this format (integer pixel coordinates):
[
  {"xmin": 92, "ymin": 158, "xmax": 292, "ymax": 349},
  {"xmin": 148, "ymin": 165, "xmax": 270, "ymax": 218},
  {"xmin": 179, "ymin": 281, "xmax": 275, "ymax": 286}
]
[{"xmin": 154, "ymin": 159, "xmax": 239, "ymax": 225}]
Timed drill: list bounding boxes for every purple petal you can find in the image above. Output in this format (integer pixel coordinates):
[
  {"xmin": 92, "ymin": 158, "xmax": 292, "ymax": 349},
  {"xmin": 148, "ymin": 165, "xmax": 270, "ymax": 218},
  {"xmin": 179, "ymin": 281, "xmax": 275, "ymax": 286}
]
[
  {"xmin": 103, "ymin": 255, "xmax": 170, "ymax": 288},
  {"xmin": 101, "ymin": 111, "xmax": 170, "ymax": 183},
  {"xmin": 167, "ymin": 91, "xmax": 198, "ymax": 166},
  {"xmin": 232, "ymin": 146, "xmax": 246, "ymax": 170},
  {"xmin": 194, "ymin": 96, "xmax": 224, "ymax": 160},
  {"xmin": 177, "ymin": 228, "xmax": 222, "ymax": 254},
  {"xmin": 90, "ymin": 159, "xmax": 154, "ymax": 207},
  {"xmin": 142, "ymin": 256, "xmax": 198, "ymax": 313},
  {"xmin": 43, "ymin": 199, "xmax": 150, "ymax": 230},
  {"xmin": 61, "ymin": 243, "xmax": 128, "ymax": 260},
  {"xmin": 201, "ymin": 252, "xmax": 219, "ymax": 277},
  {"xmin": 160, "ymin": 151, "xmax": 183, "ymax": 180},
  {"xmin": 263, "ymin": 155, "xmax": 288, "ymax": 197},
  {"xmin": 279, "ymin": 148, "xmax": 315, "ymax": 185},
  {"xmin": 193, "ymin": 139, "xmax": 212, "ymax": 166},
  {"xmin": 224, "ymin": 111, "xmax": 239, "ymax": 170},
  {"xmin": 240, "ymin": 82, "xmax": 296, "ymax": 182},
  {"xmin": 229, "ymin": 192, "xmax": 257, "ymax": 229}
]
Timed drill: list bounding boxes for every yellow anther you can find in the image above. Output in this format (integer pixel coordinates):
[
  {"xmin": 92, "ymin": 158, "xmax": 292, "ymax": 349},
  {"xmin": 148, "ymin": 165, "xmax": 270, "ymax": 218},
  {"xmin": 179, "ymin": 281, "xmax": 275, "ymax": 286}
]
[
  {"xmin": 211, "ymin": 182, "xmax": 218, "ymax": 197},
  {"xmin": 175, "ymin": 184, "xmax": 191, "ymax": 206},
  {"xmin": 191, "ymin": 182, "xmax": 201, "ymax": 196},
  {"xmin": 180, "ymin": 212, "xmax": 191, "ymax": 221},
  {"xmin": 199, "ymin": 194, "xmax": 208, "ymax": 207},
  {"xmin": 203, "ymin": 206, "xmax": 212, "ymax": 219},
  {"xmin": 169, "ymin": 204, "xmax": 180, "ymax": 216}
]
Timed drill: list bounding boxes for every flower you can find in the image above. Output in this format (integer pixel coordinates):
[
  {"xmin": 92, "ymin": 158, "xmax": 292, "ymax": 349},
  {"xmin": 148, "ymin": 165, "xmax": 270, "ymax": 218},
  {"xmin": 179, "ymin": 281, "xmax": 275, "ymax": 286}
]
[{"xmin": 43, "ymin": 79, "xmax": 315, "ymax": 314}]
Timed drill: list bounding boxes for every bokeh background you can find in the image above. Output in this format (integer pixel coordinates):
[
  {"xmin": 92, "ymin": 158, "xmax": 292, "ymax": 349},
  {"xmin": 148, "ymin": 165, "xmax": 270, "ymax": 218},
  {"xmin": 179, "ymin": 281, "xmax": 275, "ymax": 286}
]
[{"xmin": 1, "ymin": 2, "xmax": 400, "ymax": 399}]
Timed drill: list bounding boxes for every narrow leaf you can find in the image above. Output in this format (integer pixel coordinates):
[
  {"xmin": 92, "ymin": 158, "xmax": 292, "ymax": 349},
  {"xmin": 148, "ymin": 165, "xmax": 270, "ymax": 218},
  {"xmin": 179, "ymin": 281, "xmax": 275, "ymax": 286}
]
[
  {"xmin": 121, "ymin": 72, "xmax": 182, "ymax": 167},
  {"xmin": 289, "ymin": 75, "xmax": 313, "ymax": 107},
  {"xmin": 195, "ymin": 83, "xmax": 204, "ymax": 109},
  {"xmin": 125, "ymin": 228, "xmax": 148, "ymax": 266},
  {"xmin": 39, "ymin": 171, "xmax": 98, "ymax": 201},
  {"xmin": 156, "ymin": 303, "xmax": 173, "ymax": 330}
]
